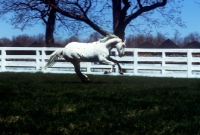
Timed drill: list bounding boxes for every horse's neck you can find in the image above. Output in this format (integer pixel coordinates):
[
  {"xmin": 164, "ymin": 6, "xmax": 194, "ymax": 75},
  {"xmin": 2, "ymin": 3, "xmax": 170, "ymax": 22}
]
[{"xmin": 104, "ymin": 38, "xmax": 119, "ymax": 50}]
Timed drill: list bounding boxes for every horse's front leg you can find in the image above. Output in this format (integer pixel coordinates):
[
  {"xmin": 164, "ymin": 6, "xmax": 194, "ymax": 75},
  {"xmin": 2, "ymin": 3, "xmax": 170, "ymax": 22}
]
[
  {"xmin": 100, "ymin": 57, "xmax": 115, "ymax": 74},
  {"xmin": 104, "ymin": 64, "xmax": 115, "ymax": 74},
  {"xmin": 72, "ymin": 61, "xmax": 90, "ymax": 83},
  {"xmin": 107, "ymin": 57, "xmax": 123, "ymax": 75}
]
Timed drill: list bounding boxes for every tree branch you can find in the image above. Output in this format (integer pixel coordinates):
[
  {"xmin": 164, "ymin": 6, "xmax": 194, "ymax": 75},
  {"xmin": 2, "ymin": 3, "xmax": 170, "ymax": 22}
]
[
  {"xmin": 121, "ymin": 0, "xmax": 131, "ymax": 18},
  {"xmin": 125, "ymin": 0, "xmax": 167, "ymax": 26},
  {"xmin": 43, "ymin": 0, "xmax": 111, "ymax": 36},
  {"xmin": 11, "ymin": 1, "xmax": 48, "ymax": 24},
  {"xmin": 137, "ymin": 0, "xmax": 143, "ymax": 8}
]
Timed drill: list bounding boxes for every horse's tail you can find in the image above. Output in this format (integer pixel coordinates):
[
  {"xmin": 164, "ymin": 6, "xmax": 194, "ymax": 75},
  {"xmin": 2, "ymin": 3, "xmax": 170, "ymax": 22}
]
[{"xmin": 45, "ymin": 48, "xmax": 63, "ymax": 68}]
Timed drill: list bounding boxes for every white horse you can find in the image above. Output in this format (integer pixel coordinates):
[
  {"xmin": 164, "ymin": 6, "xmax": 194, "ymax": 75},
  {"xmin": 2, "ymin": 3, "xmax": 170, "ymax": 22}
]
[{"xmin": 45, "ymin": 35, "xmax": 126, "ymax": 83}]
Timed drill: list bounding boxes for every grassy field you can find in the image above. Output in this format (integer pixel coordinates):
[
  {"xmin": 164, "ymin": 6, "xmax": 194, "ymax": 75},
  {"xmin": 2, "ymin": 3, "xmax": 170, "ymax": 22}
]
[{"xmin": 0, "ymin": 72, "xmax": 200, "ymax": 135}]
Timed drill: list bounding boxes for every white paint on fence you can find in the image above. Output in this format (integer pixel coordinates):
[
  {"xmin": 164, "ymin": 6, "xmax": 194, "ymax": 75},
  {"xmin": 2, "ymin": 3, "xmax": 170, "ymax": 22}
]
[{"xmin": 1, "ymin": 47, "xmax": 200, "ymax": 78}]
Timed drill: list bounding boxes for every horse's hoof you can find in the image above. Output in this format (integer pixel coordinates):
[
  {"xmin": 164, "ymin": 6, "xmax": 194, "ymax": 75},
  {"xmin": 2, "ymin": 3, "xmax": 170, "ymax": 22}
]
[
  {"xmin": 119, "ymin": 70, "xmax": 123, "ymax": 75},
  {"xmin": 81, "ymin": 75, "xmax": 90, "ymax": 83},
  {"xmin": 82, "ymin": 79, "xmax": 90, "ymax": 83},
  {"xmin": 104, "ymin": 71, "xmax": 109, "ymax": 74},
  {"xmin": 84, "ymin": 78, "xmax": 91, "ymax": 83},
  {"xmin": 81, "ymin": 77, "xmax": 90, "ymax": 83},
  {"xmin": 86, "ymin": 78, "xmax": 90, "ymax": 82}
]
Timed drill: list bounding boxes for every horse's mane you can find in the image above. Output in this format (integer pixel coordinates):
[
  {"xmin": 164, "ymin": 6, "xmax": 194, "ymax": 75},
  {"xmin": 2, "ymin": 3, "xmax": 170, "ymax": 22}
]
[{"xmin": 99, "ymin": 34, "xmax": 119, "ymax": 43}]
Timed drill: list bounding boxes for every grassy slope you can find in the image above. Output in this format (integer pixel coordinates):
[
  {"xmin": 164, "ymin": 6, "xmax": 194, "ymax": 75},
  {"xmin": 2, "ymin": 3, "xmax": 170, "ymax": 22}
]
[{"xmin": 0, "ymin": 72, "xmax": 200, "ymax": 135}]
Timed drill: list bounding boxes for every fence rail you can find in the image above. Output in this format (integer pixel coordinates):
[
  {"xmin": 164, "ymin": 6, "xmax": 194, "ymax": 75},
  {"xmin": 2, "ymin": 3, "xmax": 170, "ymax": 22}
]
[{"xmin": 1, "ymin": 47, "xmax": 200, "ymax": 78}]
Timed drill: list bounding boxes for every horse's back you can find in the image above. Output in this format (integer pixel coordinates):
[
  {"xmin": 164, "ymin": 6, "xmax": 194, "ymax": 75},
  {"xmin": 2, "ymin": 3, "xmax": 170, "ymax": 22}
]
[{"xmin": 64, "ymin": 42, "xmax": 102, "ymax": 51}]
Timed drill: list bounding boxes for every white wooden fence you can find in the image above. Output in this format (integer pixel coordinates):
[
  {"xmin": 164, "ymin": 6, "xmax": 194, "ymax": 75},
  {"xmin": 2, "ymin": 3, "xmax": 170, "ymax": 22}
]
[{"xmin": 1, "ymin": 47, "xmax": 200, "ymax": 78}]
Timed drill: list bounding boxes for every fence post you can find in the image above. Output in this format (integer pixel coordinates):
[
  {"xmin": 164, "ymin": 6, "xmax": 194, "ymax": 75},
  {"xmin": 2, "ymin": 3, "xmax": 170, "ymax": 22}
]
[
  {"xmin": 187, "ymin": 49, "xmax": 192, "ymax": 78},
  {"xmin": 36, "ymin": 49, "xmax": 40, "ymax": 71},
  {"xmin": 41, "ymin": 48, "xmax": 46, "ymax": 72},
  {"xmin": 87, "ymin": 62, "xmax": 91, "ymax": 74},
  {"xmin": 162, "ymin": 51, "xmax": 166, "ymax": 74},
  {"xmin": 1, "ymin": 48, "xmax": 6, "ymax": 72},
  {"xmin": 115, "ymin": 49, "xmax": 119, "ymax": 73},
  {"xmin": 133, "ymin": 49, "xmax": 138, "ymax": 75}
]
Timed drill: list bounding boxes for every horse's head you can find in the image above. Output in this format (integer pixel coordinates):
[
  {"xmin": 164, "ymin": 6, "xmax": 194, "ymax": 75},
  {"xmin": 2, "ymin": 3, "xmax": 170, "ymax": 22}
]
[
  {"xmin": 100, "ymin": 35, "xmax": 125, "ymax": 57},
  {"xmin": 115, "ymin": 39, "xmax": 126, "ymax": 57}
]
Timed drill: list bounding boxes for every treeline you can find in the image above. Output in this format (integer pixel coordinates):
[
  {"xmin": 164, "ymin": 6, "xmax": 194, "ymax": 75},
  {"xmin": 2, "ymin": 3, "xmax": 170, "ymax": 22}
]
[
  {"xmin": 126, "ymin": 32, "xmax": 200, "ymax": 48},
  {"xmin": 0, "ymin": 33, "xmax": 101, "ymax": 47},
  {"xmin": 0, "ymin": 32, "xmax": 200, "ymax": 48}
]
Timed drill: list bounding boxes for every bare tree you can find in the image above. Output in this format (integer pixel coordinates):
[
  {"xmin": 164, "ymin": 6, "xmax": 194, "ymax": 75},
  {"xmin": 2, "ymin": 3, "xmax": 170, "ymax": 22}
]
[
  {"xmin": 12, "ymin": 35, "xmax": 33, "ymax": 46},
  {"xmin": 125, "ymin": 35, "xmax": 136, "ymax": 48},
  {"xmin": 42, "ymin": 0, "xmax": 184, "ymax": 40},
  {"xmin": 0, "ymin": 34, "xmax": 46, "ymax": 47},
  {"xmin": 62, "ymin": 35, "xmax": 80, "ymax": 45},
  {"xmin": 183, "ymin": 32, "xmax": 200, "ymax": 45},
  {"xmin": 171, "ymin": 30, "xmax": 183, "ymax": 47},
  {"xmin": 0, "ymin": 0, "xmax": 184, "ymax": 45},
  {"xmin": 0, "ymin": 0, "xmax": 57, "ymax": 47},
  {"xmin": 153, "ymin": 33, "xmax": 166, "ymax": 46},
  {"xmin": 125, "ymin": 32, "xmax": 166, "ymax": 47},
  {"xmin": 0, "ymin": 37, "xmax": 12, "ymax": 47},
  {"xmin": 86, "ymin": 32, "xmax": 103, "ymax": 42}
]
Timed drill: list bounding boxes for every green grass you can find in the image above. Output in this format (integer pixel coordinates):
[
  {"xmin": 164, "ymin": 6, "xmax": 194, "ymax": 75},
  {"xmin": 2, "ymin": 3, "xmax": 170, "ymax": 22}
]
[{"xmin": 0, "ymin": 72, "xmax": 200, "ymax": 135}]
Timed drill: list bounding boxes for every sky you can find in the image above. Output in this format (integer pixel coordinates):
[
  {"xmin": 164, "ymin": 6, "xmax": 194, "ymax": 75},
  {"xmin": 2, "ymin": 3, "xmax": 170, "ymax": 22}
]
[
  {"xmin": 0, "ymin": 0, "xmax": 200, "ymax": 40},
  {"xmin": 155, "ymin": 0, "xmax": 200, "ymax": 38}
]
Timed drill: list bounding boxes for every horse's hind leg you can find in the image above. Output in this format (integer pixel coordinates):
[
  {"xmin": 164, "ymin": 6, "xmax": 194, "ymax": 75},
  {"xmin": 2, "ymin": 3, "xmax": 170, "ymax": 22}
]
[{"xmin": 72, "ymin": 62, "xmax": 90, "ymax": 83}]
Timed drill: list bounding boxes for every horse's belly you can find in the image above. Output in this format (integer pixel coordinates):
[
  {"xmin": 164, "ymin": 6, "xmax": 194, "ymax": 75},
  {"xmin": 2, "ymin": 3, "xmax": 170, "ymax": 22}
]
[{"xmin": 80, "ymin": 55, "xmax": 99, "ymax": 62}]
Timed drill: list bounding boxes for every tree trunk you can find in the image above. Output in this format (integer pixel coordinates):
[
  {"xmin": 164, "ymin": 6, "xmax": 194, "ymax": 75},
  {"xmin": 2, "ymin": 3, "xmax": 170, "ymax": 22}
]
[
  {"xmin": 112, "ymin": 0, "xmax": 130, "ymax": 41},
  {"xmin": 114, "ymin": 26, "xmax": 125, "ymax": 41},
  {"xmin": 45, "ymin": 2, "xmax": 56, "ymax": 47}
]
